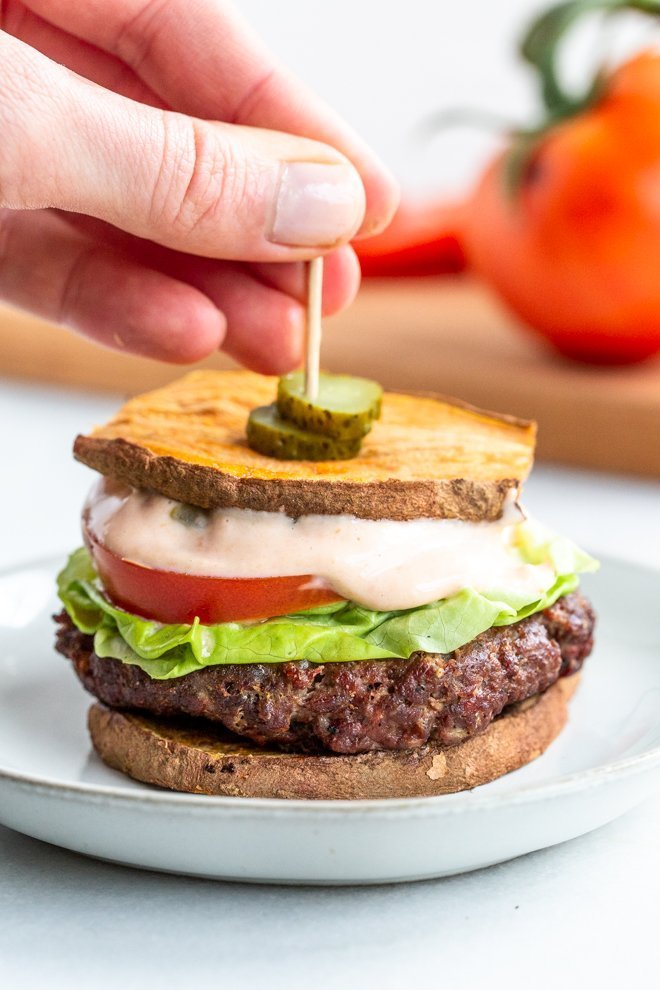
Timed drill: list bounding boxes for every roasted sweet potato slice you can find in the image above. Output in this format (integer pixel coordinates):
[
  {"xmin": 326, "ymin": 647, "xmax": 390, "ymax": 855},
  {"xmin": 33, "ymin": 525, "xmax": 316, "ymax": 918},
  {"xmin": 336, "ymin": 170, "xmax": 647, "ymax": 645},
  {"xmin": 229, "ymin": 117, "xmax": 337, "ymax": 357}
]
[{"xmin": 74, "ymin": 370, "xmax": 536, "ymax": 521}]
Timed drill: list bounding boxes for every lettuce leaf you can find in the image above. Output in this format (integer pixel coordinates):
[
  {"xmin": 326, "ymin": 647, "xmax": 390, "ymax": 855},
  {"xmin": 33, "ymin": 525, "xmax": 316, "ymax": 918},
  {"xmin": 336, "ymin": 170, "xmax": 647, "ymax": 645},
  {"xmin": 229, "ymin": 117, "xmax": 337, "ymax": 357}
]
[{"xmin": 57, "ymin": 524, "xmax": 597, "ymax": 679}]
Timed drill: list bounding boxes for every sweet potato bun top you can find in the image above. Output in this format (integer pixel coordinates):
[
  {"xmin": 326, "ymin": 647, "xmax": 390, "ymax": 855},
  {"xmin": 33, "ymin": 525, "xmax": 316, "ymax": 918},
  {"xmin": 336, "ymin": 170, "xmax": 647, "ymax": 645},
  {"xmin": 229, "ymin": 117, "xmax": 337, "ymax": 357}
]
[{"xmin": 74, "ymin": 371, "xmax": 536, "ymax": 521}]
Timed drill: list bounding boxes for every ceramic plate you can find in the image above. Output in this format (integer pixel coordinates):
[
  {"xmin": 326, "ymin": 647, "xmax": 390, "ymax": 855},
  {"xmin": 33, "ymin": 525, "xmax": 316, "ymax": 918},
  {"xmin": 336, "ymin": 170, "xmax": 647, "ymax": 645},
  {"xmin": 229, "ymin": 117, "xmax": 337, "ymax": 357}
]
[{"xmin": 0, "ymin": 555, "xmax": 658, "ymax": 885}]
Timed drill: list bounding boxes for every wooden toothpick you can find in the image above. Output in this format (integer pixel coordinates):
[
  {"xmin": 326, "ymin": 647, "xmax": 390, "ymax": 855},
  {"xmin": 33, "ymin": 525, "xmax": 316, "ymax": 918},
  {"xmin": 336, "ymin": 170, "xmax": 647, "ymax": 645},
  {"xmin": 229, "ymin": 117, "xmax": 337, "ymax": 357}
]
[{"xmin": 305, "ymin": 256, "xmax": 323, "ymax": 401}]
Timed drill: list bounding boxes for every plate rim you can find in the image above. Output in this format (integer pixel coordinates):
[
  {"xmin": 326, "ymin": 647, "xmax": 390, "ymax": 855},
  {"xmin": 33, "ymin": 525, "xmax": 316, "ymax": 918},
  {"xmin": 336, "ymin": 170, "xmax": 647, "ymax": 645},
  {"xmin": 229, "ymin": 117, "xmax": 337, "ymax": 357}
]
[{"xmin": 1, "ymin": 551, "xmax": 658, "ymax": 820}]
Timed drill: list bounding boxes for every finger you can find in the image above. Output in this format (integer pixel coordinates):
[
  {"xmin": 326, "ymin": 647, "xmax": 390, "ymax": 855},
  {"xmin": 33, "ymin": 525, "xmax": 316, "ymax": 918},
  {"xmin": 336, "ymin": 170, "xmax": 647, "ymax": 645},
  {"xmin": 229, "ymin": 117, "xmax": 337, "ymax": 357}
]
[
  {"xmin": 169, "ymin": 254, "xmax": 365, "ymax": 374},
  {"xmin": 24, "ymin": 0, "xmax": 399, "ymax": 238},
  {"xmin": 171, "ymin": 258, "xmax": 306, "ymax": 375},
  {"xmin": 0, "ymin": 32, "xmax": 366, "ymax": 259},
  {"xmin": 251, "ymin": 248, "xmax": 362, "ymax": 313},
  {"xmin": 2, "ymin": 0, "xmax": 165, "ymax": 106},
  {"xmin": 51, "ymin": 215, "xmax": 308, "ymax": 373},
  {"xmin": 0, "ymin": 205, "xmax": 314, "ymax": 374},
  {"xmin": 0, "ymin": 208, "xmax": 225, "ymax": 362},
  {"xmin": 58, "ymin": 210, "xmax": 362, "ymax": 315}
]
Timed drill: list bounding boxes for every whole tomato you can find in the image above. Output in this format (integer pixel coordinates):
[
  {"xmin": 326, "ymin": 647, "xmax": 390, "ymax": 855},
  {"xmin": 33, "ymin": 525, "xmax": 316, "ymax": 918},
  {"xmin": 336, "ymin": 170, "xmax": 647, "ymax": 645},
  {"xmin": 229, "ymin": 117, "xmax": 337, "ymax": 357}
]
[{"xmin": 463, "ymin": 49, "xmax": 660, "ymax": 364}]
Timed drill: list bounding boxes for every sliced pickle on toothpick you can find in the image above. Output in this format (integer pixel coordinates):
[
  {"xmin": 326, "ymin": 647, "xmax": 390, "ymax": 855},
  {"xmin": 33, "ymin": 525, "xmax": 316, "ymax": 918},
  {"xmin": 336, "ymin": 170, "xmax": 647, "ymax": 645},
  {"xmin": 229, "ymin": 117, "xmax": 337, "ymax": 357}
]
[
  {"xmin": 277, "ymin": 371, "xmax": 382, "ymax": 440},
  {"xmin": 246, "ymin": 404, "xmax": 363, "ymax": 461},
  {"xmin": 246, "ymin": 257, "xmax": 380, "ymax": 460}
]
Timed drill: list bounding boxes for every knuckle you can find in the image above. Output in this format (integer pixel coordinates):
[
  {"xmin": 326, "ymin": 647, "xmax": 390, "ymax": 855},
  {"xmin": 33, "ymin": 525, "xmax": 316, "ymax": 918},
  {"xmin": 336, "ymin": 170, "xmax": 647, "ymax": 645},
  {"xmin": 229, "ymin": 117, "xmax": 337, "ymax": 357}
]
[
  {"xmin": 150, "ymin": 115, "xmax": 244, "ymax": 238},
  {"xmin": 0, "ymin": 39, "xmax": 60, "ymax": 209},
  {"xmin": 0, "ymin": 108, "xmax": 28, "ymax": 208},
  {"xmin": 0, "ymin": 79, "xmax": 30, "ymax": 208}
]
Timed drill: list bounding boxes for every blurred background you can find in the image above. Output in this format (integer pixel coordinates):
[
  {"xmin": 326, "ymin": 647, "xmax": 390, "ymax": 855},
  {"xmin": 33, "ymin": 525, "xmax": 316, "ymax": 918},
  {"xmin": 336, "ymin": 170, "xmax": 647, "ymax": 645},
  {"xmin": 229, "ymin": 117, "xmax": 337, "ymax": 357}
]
[
  {"xmin": 1, "ymin": 0, "xmax": 660, "ymax": 488},
  {"xmin": 240, "ymin": 0, "xmax": 660, "ymax": 199}
]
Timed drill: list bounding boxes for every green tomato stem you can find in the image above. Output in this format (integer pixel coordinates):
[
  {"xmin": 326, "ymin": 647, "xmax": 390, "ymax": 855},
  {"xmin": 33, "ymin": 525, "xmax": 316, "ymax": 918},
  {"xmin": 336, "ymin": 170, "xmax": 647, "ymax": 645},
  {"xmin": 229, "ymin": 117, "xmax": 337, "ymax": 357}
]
[
  {"xmin": 520, "ymin": 0, "xmax": 660, "ymax": 122},
  {"xmin": 505, "ymin": 0, "xmax": 660, "ymax": 196}
]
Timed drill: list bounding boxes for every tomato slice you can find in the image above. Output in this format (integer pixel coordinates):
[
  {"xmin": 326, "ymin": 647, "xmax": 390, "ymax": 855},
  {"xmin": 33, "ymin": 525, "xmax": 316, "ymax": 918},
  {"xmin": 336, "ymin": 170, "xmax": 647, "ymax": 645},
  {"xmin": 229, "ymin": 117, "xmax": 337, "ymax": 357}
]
[{"xmin": 84, "ymin": 529, "xmax": 344, "ymax": 625}]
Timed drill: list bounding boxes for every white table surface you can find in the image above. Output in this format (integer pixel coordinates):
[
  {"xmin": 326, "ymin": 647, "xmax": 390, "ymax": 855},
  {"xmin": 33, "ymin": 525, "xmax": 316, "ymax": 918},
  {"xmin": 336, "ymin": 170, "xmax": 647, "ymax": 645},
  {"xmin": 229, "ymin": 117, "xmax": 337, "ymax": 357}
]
[{"xmin": 1, "ymin": 377, "xmax": 659, "ymax": 989}]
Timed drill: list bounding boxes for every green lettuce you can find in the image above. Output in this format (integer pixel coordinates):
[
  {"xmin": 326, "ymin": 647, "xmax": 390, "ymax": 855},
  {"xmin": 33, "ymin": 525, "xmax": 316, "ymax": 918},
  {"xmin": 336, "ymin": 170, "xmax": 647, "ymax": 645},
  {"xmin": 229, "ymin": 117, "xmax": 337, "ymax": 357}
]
[{"xmin": 57, "ymin": 522, "xmax": 597, "ymax": 679}]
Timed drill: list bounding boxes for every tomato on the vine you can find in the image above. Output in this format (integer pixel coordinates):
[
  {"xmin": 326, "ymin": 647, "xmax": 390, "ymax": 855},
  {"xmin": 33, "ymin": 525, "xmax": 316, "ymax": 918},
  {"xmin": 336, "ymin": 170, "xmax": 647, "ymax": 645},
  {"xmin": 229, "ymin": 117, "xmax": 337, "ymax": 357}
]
[{"xmin": 464, "ymin": 48, "xmax": 660, "ymax": 364}]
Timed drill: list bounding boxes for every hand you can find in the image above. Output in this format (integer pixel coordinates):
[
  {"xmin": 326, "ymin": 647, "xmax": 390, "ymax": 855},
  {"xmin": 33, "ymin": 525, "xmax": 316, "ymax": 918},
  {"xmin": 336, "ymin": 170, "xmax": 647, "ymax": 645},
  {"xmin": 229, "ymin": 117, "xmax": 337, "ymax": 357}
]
[{"xmin": 0, "ymin": 1, "xmax": 399, "ymax": 371}]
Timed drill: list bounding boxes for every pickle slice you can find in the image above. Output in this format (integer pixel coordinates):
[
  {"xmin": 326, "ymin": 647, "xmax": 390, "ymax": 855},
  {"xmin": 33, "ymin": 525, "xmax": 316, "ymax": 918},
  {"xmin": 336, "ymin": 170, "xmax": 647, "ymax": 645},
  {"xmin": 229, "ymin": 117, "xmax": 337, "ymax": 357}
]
[
  {"xmin": 277, "ymin": 372, "xmax": 382, "ymax": 440},
  {"xmin": 247, "ymin": 404, "xmax": 363, "ymax": 461}
]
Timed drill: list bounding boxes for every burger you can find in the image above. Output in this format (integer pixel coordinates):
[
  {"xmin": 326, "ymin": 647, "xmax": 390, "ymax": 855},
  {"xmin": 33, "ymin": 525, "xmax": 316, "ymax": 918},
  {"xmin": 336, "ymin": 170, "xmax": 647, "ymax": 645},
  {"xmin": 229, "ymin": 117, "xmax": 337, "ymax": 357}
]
[{"xmin": 54, "ymin": 370, "xmax": 597, "ymax": 799}]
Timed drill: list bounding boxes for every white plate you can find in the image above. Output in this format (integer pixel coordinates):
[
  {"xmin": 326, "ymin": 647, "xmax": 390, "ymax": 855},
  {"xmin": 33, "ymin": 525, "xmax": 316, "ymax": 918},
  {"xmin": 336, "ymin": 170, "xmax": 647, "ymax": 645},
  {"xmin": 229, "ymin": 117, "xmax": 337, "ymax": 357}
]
[{"xmin": 0, "ymin": 554, "xmax": 658, "ymax": 885}]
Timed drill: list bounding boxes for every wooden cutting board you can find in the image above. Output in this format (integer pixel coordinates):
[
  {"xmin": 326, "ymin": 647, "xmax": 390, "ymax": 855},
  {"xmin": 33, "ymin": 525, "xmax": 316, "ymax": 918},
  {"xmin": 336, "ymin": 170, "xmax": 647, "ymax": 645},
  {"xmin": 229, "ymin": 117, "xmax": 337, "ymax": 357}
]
[{"xmin": 1, "ymin": 277, "xmax": 659, "ymax": 477}]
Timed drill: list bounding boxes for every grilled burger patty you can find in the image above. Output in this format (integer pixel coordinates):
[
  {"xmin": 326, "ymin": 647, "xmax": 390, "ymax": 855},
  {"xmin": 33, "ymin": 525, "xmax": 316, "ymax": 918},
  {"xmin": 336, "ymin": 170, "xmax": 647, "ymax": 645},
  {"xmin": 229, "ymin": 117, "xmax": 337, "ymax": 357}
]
[{"xmin": 55, "ymin": 592, "xmax": 594, "ymax": 755}]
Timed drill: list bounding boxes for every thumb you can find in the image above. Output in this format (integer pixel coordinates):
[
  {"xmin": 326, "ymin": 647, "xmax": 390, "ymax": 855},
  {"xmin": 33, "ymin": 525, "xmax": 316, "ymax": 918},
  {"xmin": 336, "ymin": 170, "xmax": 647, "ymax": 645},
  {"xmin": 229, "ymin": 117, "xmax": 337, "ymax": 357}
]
[{"xmin": 0, "ymin": 33, "xmax": 366, "ymax": 261}]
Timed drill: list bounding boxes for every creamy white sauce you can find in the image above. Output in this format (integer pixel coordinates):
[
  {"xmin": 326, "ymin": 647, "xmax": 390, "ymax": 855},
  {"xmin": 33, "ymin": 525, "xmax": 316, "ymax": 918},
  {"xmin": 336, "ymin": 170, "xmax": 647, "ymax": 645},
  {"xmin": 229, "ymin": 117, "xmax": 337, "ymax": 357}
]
[{"xmin": 84, "ymin": 479, "xmax": 555, "ymax": 612}]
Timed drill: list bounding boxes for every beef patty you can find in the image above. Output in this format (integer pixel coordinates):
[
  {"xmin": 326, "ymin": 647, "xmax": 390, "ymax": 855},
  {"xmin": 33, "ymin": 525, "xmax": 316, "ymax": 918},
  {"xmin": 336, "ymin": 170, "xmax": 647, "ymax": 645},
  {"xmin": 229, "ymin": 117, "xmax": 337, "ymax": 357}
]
[{"xmin": 55, "ymin": 592, "xmax": 595, "ymax": 755}]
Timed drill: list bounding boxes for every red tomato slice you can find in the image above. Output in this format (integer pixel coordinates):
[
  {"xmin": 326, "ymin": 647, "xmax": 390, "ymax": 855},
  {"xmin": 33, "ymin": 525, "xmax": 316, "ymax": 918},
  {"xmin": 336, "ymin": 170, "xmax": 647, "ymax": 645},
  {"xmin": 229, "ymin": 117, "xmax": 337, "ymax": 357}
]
[{"xmin": 84, "ymin": 529, "xmax": 344, "ymax": 625}]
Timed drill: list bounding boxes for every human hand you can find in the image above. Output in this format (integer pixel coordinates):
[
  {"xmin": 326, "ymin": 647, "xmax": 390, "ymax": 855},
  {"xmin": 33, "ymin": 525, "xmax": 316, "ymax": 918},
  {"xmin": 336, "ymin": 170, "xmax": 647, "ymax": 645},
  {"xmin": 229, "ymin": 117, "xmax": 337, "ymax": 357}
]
[{"xmin": 0, "ymin": 1, "xmax": 399, "ymax": 371}]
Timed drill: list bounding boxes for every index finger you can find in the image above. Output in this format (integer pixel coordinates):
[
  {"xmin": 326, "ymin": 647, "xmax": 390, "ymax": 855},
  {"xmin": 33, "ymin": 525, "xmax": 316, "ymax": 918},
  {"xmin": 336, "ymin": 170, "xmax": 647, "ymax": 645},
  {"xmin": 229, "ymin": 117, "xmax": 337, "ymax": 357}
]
[{"xmin": 23, "ymin": 0, "xmax": 399, "ymax": 237}]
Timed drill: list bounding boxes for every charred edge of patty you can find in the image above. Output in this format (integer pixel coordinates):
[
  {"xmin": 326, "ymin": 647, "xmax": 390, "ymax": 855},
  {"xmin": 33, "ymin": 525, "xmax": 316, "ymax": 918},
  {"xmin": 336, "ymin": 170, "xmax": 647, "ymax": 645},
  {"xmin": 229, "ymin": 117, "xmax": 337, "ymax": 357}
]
[{"xmin": 54, "ymin": 592, "xmax": 595, "ymax": 756}]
